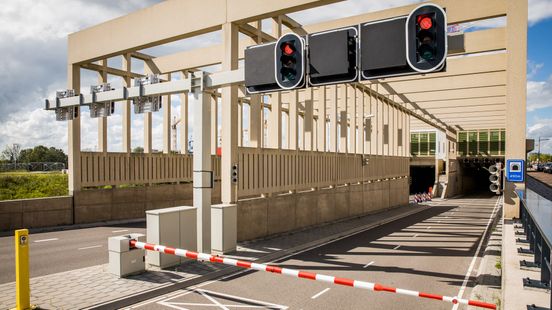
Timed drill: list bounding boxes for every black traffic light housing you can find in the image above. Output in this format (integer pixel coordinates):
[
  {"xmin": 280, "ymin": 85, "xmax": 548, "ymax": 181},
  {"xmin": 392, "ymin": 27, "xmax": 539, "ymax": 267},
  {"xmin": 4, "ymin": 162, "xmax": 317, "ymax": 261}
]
[
  {"xmin": 245, "ymin": 42, "xmax": 280, "ymax": 94},
  {"xmin": 307, "ymin": 26, "xmax": 358, "ymax": 86},
  {"xmin": 360, "ymin": 3, "xmax": 447, "ymax": 80},
  {"xmin": 406, "ymin": 3, "xmax": 447, "ymax": 73},
  {"xmin": 275, "ymin": 33, "xmax": 306, "ymax": 90}
]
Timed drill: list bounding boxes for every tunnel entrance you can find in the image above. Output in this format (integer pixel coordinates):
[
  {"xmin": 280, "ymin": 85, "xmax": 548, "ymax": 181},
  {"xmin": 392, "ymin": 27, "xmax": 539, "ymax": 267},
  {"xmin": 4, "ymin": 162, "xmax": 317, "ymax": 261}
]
[
  {"xmin": 410, "ymin": 166, "xmax": 435, "ymax": 194},
  {"xmin": 459, "ymin": 161, "xmax": 499, "ymax": 195}
]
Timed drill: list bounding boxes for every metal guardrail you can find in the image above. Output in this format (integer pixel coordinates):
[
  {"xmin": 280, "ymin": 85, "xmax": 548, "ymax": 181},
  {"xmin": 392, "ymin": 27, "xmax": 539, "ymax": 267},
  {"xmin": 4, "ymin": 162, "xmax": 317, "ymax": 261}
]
[{"xmin": 518, "ymin": 189, "xmax": 552, "ymax": 308}]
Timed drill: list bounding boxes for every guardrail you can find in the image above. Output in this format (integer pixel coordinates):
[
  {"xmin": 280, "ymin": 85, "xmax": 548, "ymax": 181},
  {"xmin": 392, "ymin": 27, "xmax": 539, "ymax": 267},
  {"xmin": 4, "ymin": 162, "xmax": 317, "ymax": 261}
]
[{"xmin": 518, "ymin": 188, "xmax": 552, "ymax": 308}]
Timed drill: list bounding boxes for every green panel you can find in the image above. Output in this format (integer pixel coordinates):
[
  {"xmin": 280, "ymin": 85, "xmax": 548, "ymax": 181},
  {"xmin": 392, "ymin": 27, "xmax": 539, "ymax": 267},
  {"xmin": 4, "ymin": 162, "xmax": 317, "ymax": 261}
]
[
  {"xmin": 490, "ymin": 130, "xmax": 500, "ymax": 155},
  {"xmin": 420, "ymin": 133, "xmax": 429, "ymax": 156},
  {"xmin": 479, "ymin": 130, "xmax": 489, "ymax": 155},
  {"xmin": 411, "ymin": 133, "xmax": 419, "ymax": 156},
  {"xmin": 429, "ymin": 132, "xmax": 436, "ymax": 155},
  {"xmin": 500, "ymin": 130, "xmax": 506, "ymax": 155},
  {"xmin": 468, "ymin": 131, "xmax": 478, "ymax": 156},
  {"xmin": 458, "ymin": 131, "xmax": 468, "ymax": 156}
]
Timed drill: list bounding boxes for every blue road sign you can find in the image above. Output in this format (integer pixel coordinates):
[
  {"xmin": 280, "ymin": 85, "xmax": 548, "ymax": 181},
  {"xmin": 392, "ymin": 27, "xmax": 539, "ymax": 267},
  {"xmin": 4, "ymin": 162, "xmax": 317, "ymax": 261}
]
[{"xmin": 506, "ymin": 159, "xmax": 524, "ymax": 182}]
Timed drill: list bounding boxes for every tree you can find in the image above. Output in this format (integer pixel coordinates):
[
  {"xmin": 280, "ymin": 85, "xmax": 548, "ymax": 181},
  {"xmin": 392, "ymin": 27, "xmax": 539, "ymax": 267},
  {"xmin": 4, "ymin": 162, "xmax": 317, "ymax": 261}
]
[
  {"xmin": 1, "ymin": 144, "xmax": 21, "ymax": 164},
  {"xmin": 132, "ymin": 146, "xmax": 144, "ymax": 153},
  {"xmin": 19, "ymin": 146, "xmax": 68, "ymax": 166}
]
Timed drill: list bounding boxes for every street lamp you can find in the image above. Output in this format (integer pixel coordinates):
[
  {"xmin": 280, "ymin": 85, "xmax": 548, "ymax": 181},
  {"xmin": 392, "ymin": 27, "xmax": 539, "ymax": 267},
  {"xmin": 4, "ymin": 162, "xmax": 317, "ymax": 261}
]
[{"xmin": 537, "ymin": 137, "xmax": 550, "ymax": 163}]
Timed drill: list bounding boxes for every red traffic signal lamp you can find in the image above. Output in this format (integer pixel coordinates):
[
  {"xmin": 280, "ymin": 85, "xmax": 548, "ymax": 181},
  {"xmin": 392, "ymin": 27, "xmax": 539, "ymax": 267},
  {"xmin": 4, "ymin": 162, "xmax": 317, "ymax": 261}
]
[
  {"xmin": 275, "ymin": 33, "xmax": 305, "ymax": 90},
  {"xmin": 406, "ymin": 3, "xmax": 447, "ymax": 73}
]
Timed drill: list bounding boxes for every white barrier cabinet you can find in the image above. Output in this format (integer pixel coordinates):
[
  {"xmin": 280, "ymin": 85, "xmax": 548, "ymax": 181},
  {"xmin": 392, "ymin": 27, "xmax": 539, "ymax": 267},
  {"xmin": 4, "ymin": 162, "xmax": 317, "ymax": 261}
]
[
  {"xmin": 211, "ymin": 204, "xmax": 237, "ymax": 254},
  {"xmin": 146, "ymin": 206, "xmax": 197, "ymax": 269},
  {"xmin": 108, "ymin": 233, "xmax": 146, "ymax": 277}
]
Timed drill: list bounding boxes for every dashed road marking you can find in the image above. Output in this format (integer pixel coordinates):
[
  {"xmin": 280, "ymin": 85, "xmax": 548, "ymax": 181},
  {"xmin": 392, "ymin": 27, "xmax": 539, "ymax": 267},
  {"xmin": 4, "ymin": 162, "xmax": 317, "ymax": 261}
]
[
  {"xmin": 426, "ymin": 226, "xmax": 431, "ymax": 230},
  {"xmin": 78, "ymin": 245, "xmax": 102, "ymax": 250},
  {"xmin": 311, "ymin": 288, "xmax": 330, "ymax": 299},
  {"xmin": 112, "ymin": 229, "xmax": 129, "ymax": 233},
  {"xmin": 413, "ymin": 234, "xmax": 419, "ymax": 238},
  {"xmin": 393, "ymin": 245, "xmax": 401, "ymax": 250},
  {"xmin": 34, "ymin": 238, "xmax": 59, "ymax": 243},
  {"xmin": 363, "ymin": 261, "xmax": 375, "ymax": 268}
]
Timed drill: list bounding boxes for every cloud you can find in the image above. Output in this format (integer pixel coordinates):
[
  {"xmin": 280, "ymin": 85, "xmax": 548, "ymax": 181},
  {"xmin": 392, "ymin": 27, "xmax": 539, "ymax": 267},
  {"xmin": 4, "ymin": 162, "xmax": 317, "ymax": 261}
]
[
  {"xmin": 528, "ymin": 60, "xmax": 545, "ymax": 79},
  {"xmin": 527, "ymin": 75, "xmax": 552, "ymax": 111},
  {"xmin": 527, "ymin": 119, "xmax": 552, "ymax": 153},
  {"xmin": 529, "ymin": 0, "xmax": 552, "ymax": 25}
]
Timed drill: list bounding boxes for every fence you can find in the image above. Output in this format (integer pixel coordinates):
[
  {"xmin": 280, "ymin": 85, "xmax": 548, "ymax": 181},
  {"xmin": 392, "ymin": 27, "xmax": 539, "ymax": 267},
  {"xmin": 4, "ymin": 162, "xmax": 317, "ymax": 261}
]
[
  {"xmin": 237, "ymin": 147, "xmax": 409, "ymax": 197},
  {"xmin": 0, "ymin": 162, "xmax": 65, "ymax": 172}
]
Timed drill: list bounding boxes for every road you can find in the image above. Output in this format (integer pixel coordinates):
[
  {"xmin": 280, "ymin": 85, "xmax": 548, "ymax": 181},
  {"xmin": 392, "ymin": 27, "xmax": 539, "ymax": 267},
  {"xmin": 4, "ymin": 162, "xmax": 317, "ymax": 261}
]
[
  {"xmin": 128, "ymin": 195, "xmax": 500, "ymax": 310},
  {"xmin": 0, "ymin": 223, "xmax": 145, "ymax": 284}
]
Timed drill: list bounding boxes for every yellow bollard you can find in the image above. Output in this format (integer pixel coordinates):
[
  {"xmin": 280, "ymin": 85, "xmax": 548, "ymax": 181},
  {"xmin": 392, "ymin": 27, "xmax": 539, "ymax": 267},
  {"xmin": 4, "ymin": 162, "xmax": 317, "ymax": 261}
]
[{"xmin": 14, "ymin": 229, "xmax": 31, "ymax": 310}]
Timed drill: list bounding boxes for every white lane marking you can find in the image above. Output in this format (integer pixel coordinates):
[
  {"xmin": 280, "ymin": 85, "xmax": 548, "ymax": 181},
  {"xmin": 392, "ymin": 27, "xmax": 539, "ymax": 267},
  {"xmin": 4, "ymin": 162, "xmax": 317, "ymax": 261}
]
[
  {"xmin": 393, "ymin": 245, "xmax": 401, "ymax": 250},
  {"xmin": 426, "ymin": 226, "xmax": 431, "ymax": 230},
  {"xmin": 363, "ymin": 261, "xmax": 375, "ymax": 268},
  {"xmin": 413, "ymin": 234, "xmax": 419, "ymax": 238},
  {"xmin": 34, "ymin": 238, "xmax": 59, "ymax": 243},
  {"xmin": 451, "ymin": 196, "xmax": 501, "ymax": 310},
  {"xmin": 198, "ymin": 290, "xmax": 230, "ymax": 310},
  {"xmin": 112, "ymin": 229, "xmax": 129, "ymax": 233},
  {"xmin": 78, "ymin": 245, "xmax": 102, "ymax": 250},
  {"xmin": 311, "ymin": 288, "xmax": 330, "ymax": 299}
]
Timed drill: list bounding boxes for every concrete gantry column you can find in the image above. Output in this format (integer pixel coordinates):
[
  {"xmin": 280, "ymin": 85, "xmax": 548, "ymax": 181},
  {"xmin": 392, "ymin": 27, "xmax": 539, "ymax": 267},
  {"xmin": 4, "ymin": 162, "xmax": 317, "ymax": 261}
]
[
  {"xmin": 504, "ymin": 0, "xmax": 527, "ymax": 219},
  {"xmin": 211, "ymin": 93, "xmax": 218, "ymax": 154},
  {"xmin": 221, "ymin": 22, "xmax": 239, "ymax": 204},
  {"xmin": 97, "ymin": 59, "xmax": 108, "ymax": 153},
  {"xmin": 268, "ymin": 17, "xmax": 283, "ymax": 150},
  {"xmin": 162, "ymin": 75, "xmax": 172, "ymax": 154},
  {"xmin": 249, "ymin": 94, "xmax": 262, "ymax": 148},
  {"xmin": 338, "ymin": 85, "xmax": 348, "ymax": 153},
  {"xmin": 289, "ymin": 91, "xmax": 298, "ymax": 150},
  {"xmin": 144, "ymin": 112, "xmax": 152, "ymax": 153},
  {"xmin": 68, "ymin": 64, "xmax": 81, "ymax": 194},
  {"xmin": 317, "ymin": 86, "xmax": 327, "ymax": 152},
  {"xmin": 180, "ymin": 72, "xmax": 189, "ymax": 154},
  {"xmin": 328, "ymin": 85, "xmax": 338, "ymax": 153},
  {"xmin": 122, "ymin": 54, "xmax": 132, "ymax": 153},
  {"xmin": 350, "ymin": 85, "xmax": 356, "ymax": 154},
  {"xmin": 304, "ymin": 89, "xmax": 314, "ymax": 151},
  {"xmin": 191, "ymin": 73, "xmax": 212, "ymax": 253}
]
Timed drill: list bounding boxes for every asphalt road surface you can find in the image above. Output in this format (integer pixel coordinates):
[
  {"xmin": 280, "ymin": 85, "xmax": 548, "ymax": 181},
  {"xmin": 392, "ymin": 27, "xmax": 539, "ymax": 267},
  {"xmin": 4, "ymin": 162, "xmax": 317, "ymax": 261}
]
[
  {"xmin": 0, "ymin": 222, "xmax": 145, "ymax": 284},
  {"xmin": 128, "ymin": 195, "xmax": 500, "ymax": 310}
]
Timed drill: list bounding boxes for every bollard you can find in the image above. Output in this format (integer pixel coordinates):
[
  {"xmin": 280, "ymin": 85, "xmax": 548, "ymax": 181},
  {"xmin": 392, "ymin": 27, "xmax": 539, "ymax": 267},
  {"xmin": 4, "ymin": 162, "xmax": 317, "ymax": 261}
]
[{"xmin": 14, "ymin": 229, "xmax": 31, "ymax": 310}]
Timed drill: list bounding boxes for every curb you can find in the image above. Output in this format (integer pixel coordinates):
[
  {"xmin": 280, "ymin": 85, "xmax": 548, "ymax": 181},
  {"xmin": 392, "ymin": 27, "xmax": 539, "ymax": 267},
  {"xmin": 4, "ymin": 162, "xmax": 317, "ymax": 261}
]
[
  {"xmin": 86, "ymin": 205, "xmax": 431, "ymax": 310},
  {"xmin": 0, "ymin": 218, "xmax": 146, "ymax": 237}
]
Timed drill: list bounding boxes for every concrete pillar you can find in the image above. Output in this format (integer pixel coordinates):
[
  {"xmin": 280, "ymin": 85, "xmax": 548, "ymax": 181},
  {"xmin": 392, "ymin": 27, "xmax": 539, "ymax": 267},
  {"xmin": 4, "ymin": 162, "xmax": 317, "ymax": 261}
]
[
  {"xmin": 97, "ymin": 59, "xmax": 108, "ymax": 153},
  {"xmin": 221, "ymin": 22, "xmax": 239, "ymax": 204},
  {"xmin": 504, "ymin": 0, "xmax": 527, "ymax": 218},
  {"xmin": 249, "ymin": 95, "xmax": 262, "ymax": 148},
  {"xmin": 350, "ymin": 85, "xmax": 356, "ymax": 154},
  {"xmin": 180, "ymin": 72, "xmax": 189, "ymax": 154},
  {"xmin": 304, "ymin": 89, "xmax": 313, "ymax": 151},
  {"xmin": 268, "ymin": 17, "xmax": 282, "ymax": 150},
  {"xmin": 144, "ymin": 113, "xmax": 152, "ymax": 153},
  {"xmin": 317, "ymin": 86, "xmax": 326, "ymax": 152},
  {"xmin": 162, "ymin": 75, "xmax": 171, "ymax": 154},
  {"xmin": 191, "ymin": 76, "xmax": 212, "ymax": 253},
  {"xmin": 68, "ymin": 64, "xmax": 81, "ymax": 194},
  {"xmin": 338, "ymin": 85, "xmax": 348, "ymax": 153},
  {"xmin": 329, "ymin": 85, "xmax": 338, "ymax": 153},
  {"xmin": 122, "ymin": 54, "xmax": 132, "ymax": 154},
  {"xmin": 289, "ymin": 91, "xmax": 298, "ymax": 150},
  {"xmin": 211, "ymin": 94, "xmax": 218, "ymax": 154}
]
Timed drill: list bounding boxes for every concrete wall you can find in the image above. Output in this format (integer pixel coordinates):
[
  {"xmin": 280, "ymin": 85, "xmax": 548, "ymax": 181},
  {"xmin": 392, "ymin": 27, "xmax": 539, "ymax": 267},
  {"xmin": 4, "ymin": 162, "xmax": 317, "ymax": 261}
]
[
  {"xmin": 0, "ymin": 196, "xmax": 73, "ymax": 231},
  {"xmin": 73, "ymin": 182, "xmax": 221, "ymax": 224},
  {"xmin": 236, "ymin": 178, "xmax": 409, "ymax": 241}
]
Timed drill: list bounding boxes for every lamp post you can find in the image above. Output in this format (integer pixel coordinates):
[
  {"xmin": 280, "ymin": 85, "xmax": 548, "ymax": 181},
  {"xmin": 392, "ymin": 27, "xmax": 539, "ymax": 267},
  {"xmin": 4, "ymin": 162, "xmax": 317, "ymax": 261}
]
[{"xmin": 538, "ymin": 137, "xmax": 550, "ymax": 164}]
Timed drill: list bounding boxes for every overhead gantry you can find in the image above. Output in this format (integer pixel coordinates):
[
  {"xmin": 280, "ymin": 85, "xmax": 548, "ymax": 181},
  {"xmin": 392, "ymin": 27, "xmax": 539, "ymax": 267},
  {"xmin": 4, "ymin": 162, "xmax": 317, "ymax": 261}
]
[{"xmin": 47, "ymin": 0, "xmax": 526, "ymax": 250}]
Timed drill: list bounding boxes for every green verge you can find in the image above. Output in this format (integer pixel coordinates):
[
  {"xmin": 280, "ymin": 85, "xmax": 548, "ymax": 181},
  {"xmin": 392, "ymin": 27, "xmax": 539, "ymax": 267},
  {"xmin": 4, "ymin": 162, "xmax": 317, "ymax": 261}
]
[{"xmin": 0, "ymin": 172, "xmax": 68, "ymax": 200}]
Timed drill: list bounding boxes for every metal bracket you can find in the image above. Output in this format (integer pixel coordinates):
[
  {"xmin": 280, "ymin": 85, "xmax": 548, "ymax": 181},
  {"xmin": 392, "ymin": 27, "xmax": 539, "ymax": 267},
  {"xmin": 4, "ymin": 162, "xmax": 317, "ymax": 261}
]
[
  {"xmin": 523, "ymin": 277, "xmax": 550, "ymax": 291},
  {"xmin": 518, "ymin": 247, "xmax": 535, "ymax": 256}
]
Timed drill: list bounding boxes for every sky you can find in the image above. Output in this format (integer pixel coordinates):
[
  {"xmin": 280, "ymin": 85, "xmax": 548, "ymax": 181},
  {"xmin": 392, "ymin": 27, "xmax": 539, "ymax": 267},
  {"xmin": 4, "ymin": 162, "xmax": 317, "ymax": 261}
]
[{"xmin": 0, "ymin": 0, "xmax": 551, "ymax": 153}]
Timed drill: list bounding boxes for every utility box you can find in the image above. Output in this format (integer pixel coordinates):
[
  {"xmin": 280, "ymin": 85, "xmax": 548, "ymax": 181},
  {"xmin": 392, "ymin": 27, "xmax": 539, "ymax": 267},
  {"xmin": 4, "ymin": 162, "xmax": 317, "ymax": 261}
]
[
  {"xmin": 146, "ymin": 206, "xmax": 197, "ymax": 269},
  {"xmin": 108, "ymin": 233, "xmax": 146, "ymax": 277},
  {"xmin": 211, "ymin": 204, "xmax": 237, "ymax": 254}
]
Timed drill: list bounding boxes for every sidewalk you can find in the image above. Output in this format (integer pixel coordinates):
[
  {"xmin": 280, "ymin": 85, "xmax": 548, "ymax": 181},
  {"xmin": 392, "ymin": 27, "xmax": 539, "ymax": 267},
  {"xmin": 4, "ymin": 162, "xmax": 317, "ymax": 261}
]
[{"xmin": 0, "ymin": 203, "xmax": 428, "ymax": 310}]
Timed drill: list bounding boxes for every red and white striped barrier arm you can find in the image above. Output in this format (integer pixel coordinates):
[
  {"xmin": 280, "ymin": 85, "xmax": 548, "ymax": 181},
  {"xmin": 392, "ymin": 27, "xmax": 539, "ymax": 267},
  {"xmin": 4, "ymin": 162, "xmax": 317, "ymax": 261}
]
[{"xmin": 130, "ymin": 240, "xmax": 496, "ymax": 309}]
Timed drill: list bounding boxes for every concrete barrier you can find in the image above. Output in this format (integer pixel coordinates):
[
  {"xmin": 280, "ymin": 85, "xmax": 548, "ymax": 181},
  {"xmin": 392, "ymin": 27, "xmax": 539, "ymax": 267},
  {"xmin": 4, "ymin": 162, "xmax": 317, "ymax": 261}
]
[{"xmin": 0, "ymin": 196, "xmax": 73, "ymax": 231}]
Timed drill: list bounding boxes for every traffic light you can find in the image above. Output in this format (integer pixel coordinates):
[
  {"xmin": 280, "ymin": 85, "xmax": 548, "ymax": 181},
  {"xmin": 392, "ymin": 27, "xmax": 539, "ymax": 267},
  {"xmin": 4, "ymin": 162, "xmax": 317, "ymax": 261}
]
[
  {"xmin": 275, "ymin": 33, "xmax": 305, "ymax": 90},
  {"xmin": 488, "ymin": 162, "xmax": 502, "ymax": 194},
  {"xmin": 360, "ymin": 4, "xmax": 447, "ymax": 80},
  {"xmin": 307, "ymin": 26, "xmax": 358, "ymax": 86},
  {"xmin": 406, "ymin": 3, "xmax": 447, "ymax": 73},
  {"xmin": 231, "ymin": 163, "xmax": 239, "ymax": 184},
  {"xmin": 244, "ymin": 42, "xmax": 280, "ymax": 94}
]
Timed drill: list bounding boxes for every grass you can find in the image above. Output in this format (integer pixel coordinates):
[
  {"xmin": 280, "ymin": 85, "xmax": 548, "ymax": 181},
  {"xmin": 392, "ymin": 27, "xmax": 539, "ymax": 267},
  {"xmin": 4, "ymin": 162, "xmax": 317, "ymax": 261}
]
[{"xmin": 0, "ymin": 171, "xmax": 68, "ymax": 200}]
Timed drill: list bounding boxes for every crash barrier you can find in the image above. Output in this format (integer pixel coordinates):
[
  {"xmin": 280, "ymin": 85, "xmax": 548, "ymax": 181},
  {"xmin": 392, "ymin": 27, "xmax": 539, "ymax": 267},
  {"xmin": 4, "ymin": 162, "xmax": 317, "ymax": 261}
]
[
  {"xmin": 130, "ymin": 240, "xmax": 496, "ymax": 309},
  {"xmin": 518, "ymin": 189, "xmax": 552, "ymax": 308},
  {"xmin": 413, "ymin": 192, "xmax": 432, "ymax": 203}
]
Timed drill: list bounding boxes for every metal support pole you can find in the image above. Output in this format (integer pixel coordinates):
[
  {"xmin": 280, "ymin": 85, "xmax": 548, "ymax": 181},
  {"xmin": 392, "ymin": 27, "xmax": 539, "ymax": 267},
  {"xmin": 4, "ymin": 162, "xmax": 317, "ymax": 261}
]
[
  {"xmin": 191, "ymin": 72, "xmax": 212, "ymax": 253},
  {"xmin": 15, "ymin": 229, "xmax": 31, "ymax": 310}
]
